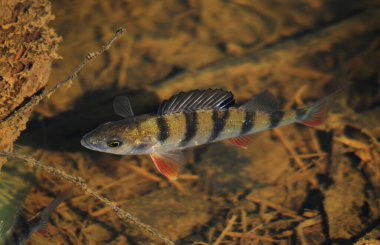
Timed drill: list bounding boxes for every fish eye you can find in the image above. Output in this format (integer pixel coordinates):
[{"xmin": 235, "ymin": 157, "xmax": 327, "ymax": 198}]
[{"xmin": 107, "ymin": 140, "xmax": 122, "ymax": 148}]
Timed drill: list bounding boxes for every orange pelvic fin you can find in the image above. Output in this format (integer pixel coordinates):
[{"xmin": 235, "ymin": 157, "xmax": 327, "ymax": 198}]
[
  {"xmin": 150, "ymin": 151, "xmax": 184, "ymax": 180},
  {"xmin": 227, "ymin": 135, "xmax": 253, "ymax": 149}
]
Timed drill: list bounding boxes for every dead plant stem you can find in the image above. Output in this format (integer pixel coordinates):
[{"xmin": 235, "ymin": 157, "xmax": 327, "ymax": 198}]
[
  {"xmin": 0, "ymin": 152, "xmax": 174, "ymax": 245},
  {"xmin": 1, "ymin": 27, "xmax": 127, "ymax": 124}
]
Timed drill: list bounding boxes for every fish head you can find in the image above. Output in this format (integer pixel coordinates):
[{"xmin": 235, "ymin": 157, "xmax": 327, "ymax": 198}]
[{"xmin": 81, "ymin": 120, "xmax": 141, "ymax": 155}]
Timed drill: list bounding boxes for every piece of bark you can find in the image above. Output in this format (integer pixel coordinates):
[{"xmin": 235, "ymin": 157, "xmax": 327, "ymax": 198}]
[{"xmin": 0, "ymin": 0, "xmax": 60, "ymax": 169}]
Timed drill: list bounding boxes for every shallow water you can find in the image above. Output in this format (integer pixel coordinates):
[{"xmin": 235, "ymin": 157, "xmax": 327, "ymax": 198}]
[{"xmin": 2, "ymin": 1, "xmax": 380, "ymax": 244}]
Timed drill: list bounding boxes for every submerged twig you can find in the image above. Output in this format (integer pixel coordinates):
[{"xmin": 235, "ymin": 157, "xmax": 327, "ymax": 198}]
[
  {"xmin": 127, "ymin": 164, "xmax": 162, "ymax": 183},
  {"xmin": 295, "ymin": 216, "xmax": 322, "ymax": 245},
  {"xmin": 0, "ymin": 152, "xmax": 174, "ymax": 245},
  {"xmin": 273, "ymin": 128, "xmax": 319, "ymax": 187},
  {"xmin": 247, "ymin": 196, "xmax": 304, "ymax": 221},
  {"xmin": 213, "ymin": 215, "xmax": 237, "ymax": 245},
  {"xmin": 225, "ymin": 232, "xmax": 279, "ymax": 243},
  {"xmin": 1, "ymin": 27, "xmax": 127, "ymax": 124}
]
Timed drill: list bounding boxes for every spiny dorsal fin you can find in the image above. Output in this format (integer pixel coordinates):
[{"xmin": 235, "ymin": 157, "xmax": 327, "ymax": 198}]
[
  {"xmin": 240, "ymin": 90, "xmax": 279, "ymax": 112},
  {"xmin": 113, "ymin": 96, "xmax": 134, "ymax": 118},
  {"xmin": 158, "ymin": 89, "xmax": 235, "ymax": 115}
]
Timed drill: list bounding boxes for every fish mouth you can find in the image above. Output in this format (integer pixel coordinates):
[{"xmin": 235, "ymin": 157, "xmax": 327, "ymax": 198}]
[{"xmin": 80, "ymin": 136, "xmax": 96, "ymax": 150}]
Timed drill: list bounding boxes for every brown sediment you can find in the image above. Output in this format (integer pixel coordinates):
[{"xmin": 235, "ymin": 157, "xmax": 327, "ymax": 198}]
[
  {"xmin": 3, "ymin": 1, "xmax": 380, "ymax": 244},
  {"xmin": 0, "ymin": 151, "xmax": 174, "ymax": 245}
]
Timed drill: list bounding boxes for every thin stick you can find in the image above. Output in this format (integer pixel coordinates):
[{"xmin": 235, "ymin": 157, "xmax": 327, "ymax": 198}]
[
  {"xmin": 296, "ymin": 217, "xmax": 322, "ymax": 245},
  {"xmin": 247, "ymin": 196, "xmax": 304, "ymax": 221},
  {"xmin": 103, "ymin": 175, "xmax": 136, "ymax": 189},
  {"xmin": 241, "ymin": 209, "xmax": 248, "ymax": 245},
  {"xmin": 273, "ymin": 128, "xmax": 306, "ymax": 171},
  {"xmin": 213, "ymin": 215, "xmax": 237, "ymax": 245},
  {"xmin": 273, "ymin": 128, "xmax": 318, "ymax": 188},
  {"xmin": 0, "ymin": 152, "xmax": 174, "ymax": 245},
  {"xmin": 90, "ymin": 200, "xmax": 129, "ymax": 217},
  {"xmin": 289, "ymin": 153, "xmax": 326, "ymax": 159},
  {"xmin": 225, "ymin": 232, "xmax": 278, "ymax": 242},
  {"xmin": 284, "ymin": 85, "xmax": 307, "ymax": 110},
  {"xmin": 169, "ymin": 179, "xmax": 187, "ymax": 193},
  {"xmin": 178, "ymin": 174, "xmax": 199, "ymax": 180},
  {"xmin": 127, "ymin": 164, "xmax": 162, "ymax": 183},
  {"xmin": 1, "ymin": 27, "xmax": 127, "ymax": 124}
]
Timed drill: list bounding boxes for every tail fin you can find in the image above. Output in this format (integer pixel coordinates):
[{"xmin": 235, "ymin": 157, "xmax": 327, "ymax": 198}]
[
  {"xmin": 298, "ymin": 81, "xmax": 347, "ymax": 127},
  {"xmin": 298, "ymin": 100, "xmax": 327, "ymax": 127}
]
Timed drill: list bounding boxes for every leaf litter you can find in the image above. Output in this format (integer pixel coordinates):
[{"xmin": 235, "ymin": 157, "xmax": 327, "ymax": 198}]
[{"xmin": 2, "ymin": 1, "xmax": 380, "ymax": 244}]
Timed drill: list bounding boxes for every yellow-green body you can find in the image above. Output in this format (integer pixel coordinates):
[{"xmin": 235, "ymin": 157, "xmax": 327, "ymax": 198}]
[
  {"xmin": 81, "ymin": 88, "xmax": 327, "ymax": 179},
  {"xmin": 130, "ymin": 107, "xmax": 300, "ymax": 153}
]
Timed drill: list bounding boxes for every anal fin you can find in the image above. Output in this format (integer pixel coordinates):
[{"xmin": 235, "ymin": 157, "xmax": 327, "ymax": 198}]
[
  {"xmin": 150, "ymin": 151, "xmax": 184, "ymax": 180},
  {"xmin": 227, "ymin": 135, "xmax": 253, "ymax": 149}
]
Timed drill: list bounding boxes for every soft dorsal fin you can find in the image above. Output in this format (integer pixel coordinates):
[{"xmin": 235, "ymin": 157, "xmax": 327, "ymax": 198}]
[
  {"xmin": 240, "ymin": 90, "xmax": 279, "ymax": 112},
  {"xmin": 158, "ymin": 89, "xmax": 235, "ymax": 115},
  {"xmin": 113, "ymin": 96, "xmax": 134, "ymax": 118}
]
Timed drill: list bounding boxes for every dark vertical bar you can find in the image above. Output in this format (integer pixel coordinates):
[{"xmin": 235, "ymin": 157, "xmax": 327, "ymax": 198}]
[
  {"xmin": 156, "ymin": 116, "xmax": 169, "ymax": 142},
  {"xmin": 180, "ymin": 112, "xmax": 198, "ymax": 146}
]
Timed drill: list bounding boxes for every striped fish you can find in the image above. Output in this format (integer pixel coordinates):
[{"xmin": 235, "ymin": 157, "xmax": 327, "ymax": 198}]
[{"xmin": 81, "ymin": 89, "xmax": 330, "ymax": 180}]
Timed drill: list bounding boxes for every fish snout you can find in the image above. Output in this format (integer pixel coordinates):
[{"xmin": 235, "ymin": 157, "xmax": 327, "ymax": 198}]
[
  {"xmin": 80, "ymin": 135, "xmax": 96, "ymax": 150},
  {"xmin": 80, "ymin": 137, "xmax": 87, "ymax": 147}
]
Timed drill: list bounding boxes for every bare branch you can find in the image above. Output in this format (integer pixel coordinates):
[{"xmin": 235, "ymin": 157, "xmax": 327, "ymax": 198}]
[
  {"xmin": 1, "ymin": 27, "xmax": 127, "ymax": 124},
  {"xmin": 0, "ymin": 151, "xmax": 174, "ymax": 245}
]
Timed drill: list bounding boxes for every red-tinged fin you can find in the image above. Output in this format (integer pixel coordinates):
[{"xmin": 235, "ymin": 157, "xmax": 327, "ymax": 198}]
[
  {"xmin": 299, "ymin": 81, "xmax": 348, "ymax": 127},
  {"xmin": 227, "ymin": 135, "xmax": 253, "ymax": 149},
  {"xmin": 299, "ymin": 100, "xmax": 327, "ymax": 127},
  {"xmin": 150, "ymin": 151, "xmax": 184, "ymax": 180},
  {"xmin": 37, "ymin": 226, "xmax": 49, "ymax": 237}
]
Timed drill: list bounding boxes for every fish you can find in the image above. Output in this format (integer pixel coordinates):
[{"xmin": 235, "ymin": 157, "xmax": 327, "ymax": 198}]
[
  {"xmin": 5, "ymin": 188, "xmax": 73, "ymax": 245},
  {"xmin": 81, "ymin": 89, "xmax": 333, "ymax": 180}
]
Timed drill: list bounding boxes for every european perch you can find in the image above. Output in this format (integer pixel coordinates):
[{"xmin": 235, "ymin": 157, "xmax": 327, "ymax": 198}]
[{"xmin": 81, "ymin": 89, "xmax": 333, "ymax": 179}]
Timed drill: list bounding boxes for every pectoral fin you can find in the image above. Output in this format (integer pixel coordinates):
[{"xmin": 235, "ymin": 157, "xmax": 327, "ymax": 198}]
[
  {"xmin": 227, "ymin": 135, "xmax": 253, "ymax": 149},
  {"xmin": 150, "ymin": 151, "xmax": 185, "ymax": 180}
]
